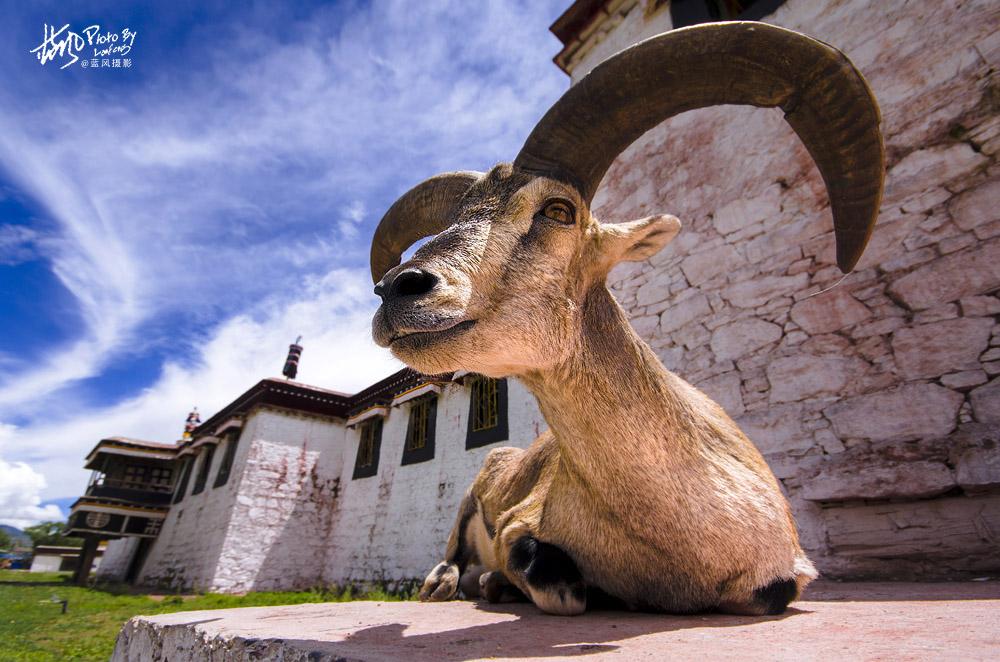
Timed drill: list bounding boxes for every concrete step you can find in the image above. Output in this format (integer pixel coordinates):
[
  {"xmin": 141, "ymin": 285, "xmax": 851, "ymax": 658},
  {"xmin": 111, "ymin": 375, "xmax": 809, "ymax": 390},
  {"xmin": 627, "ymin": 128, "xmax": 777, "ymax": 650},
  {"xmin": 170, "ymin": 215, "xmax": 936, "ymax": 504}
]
[{"xmin": 112, "ymin": 581, "xmax": 1000, "ymax": 661}]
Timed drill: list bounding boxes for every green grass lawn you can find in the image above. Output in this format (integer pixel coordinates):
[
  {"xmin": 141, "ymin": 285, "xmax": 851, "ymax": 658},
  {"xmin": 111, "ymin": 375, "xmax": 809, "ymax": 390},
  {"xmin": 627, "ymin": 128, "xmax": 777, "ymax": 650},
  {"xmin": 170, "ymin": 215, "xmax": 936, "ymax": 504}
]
[{"xmin": 0, "ymin": 569, "xmax": 410, "ymax": 661}]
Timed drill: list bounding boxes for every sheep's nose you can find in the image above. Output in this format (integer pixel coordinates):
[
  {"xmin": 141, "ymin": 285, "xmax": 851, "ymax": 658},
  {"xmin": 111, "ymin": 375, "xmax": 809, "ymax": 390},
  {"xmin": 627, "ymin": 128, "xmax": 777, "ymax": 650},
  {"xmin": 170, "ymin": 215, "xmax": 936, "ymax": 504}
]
[{"xmin": 375, "ymin": 268, "xmax": 440, "ymax": 301}]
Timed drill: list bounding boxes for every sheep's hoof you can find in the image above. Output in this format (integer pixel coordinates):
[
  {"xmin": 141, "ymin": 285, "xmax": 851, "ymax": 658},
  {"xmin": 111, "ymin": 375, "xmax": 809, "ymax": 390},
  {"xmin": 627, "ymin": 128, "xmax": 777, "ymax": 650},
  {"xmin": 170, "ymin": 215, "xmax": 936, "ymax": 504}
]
[
  {"xmin": 419, "ymin": 561, "xmax": 459, "ymax": 601},
  {"xmin": 479, "ymin": 570, "xmax": 527, "ymax": 603},
  {"xmin": 508, "ymin": 536, "xmax": 587, "ymax": 616}
]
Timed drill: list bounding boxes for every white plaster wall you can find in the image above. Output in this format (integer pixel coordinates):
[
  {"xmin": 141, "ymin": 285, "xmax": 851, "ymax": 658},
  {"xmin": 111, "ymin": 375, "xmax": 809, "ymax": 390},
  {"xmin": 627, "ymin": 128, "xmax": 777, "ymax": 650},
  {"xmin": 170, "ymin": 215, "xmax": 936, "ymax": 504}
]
[
  {"xmin": 323, "ymin": 378, "xmax": 545, "ymax": 588},
  {"xmin": 212, "ymin": 408, "xmax": 345, "ymax": 592},
  {"xmin": 30, "ymin": 554, "xmax": 64, "ymax": 573},
  {"xmin": 138, "ymin": 425, "xmax": 246, "ymax": 590},
  {"xmin": 96, "ymin": 537, "xmax": 140, "ymax": 581}
]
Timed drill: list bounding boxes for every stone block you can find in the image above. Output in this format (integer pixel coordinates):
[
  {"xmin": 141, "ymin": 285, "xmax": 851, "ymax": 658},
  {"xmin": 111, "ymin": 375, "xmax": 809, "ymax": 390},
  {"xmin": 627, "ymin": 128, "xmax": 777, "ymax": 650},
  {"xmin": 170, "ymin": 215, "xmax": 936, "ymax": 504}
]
[
  {"xmin": 955, "ymin": 445, "xmax": 1000, "ymax": 492},
  {"xmin": 885, "ymin": 143, "xmax": 988, "ymax": 203},
  {"xmin": 723, "ymin": 274, "xmax": 809, "ymax": 309},
  {"xmin": 635, "ymin": 270, "xmax": 674, "ymax": 307},
  {"xmin": 679, "ymin": 244, "xmax": 744, "ymax": 286},
  {"xmin": 767, "ymin": 355, "xmax": 867, "ymax": 403},
  {"xmin": 940, "ymin": 370, "xmax": 989, "ymax": 390},
  {"xmin": 891, "ymin": 317, "xmax": 994, "ymax": 379},
  {"xmin": 709, "ymin": 318, "xmax": 782, "ymax": 361},
  {"xmin": 694, "ymin": 372, "xmax": 744, "ymax": 416},
  {"xmin": 735, "ymin": 403, "xmax": 812, "ymax": 455},
  {"xmin": 712, "ymin": 185, "xmax": 782, "ymax": 235},
  {"xmin": 887, "ymin": 239, "xmax": 1000, "ymax": 310},
  {"xmin": 790, "ymin": 289, "xmax": 871, "ymax": 335},
  {"xmin": 969, "ymin": 378, "xmax": 1000, "ymax": 424},
  {"xmin": 823, "ymin": 494, "xmax": 1000, "ymax": 561},
  {"xmin": 802, "ymin": 460, "xmax": 954, "ymax": 501},
  {"xmin": 823, "ymin": 384, "xmax": 963, "ymax": 442},
  {"xmin": 959, "ymin": 296, "xmax": 1000, "ymax": 317},
  {"xmin": 948, "ymin": 179, "xmax": 1000, "ymax": 231},
  {"xmin": 659, "ymin": 293, "xmax": 711, "ymax": 333}
]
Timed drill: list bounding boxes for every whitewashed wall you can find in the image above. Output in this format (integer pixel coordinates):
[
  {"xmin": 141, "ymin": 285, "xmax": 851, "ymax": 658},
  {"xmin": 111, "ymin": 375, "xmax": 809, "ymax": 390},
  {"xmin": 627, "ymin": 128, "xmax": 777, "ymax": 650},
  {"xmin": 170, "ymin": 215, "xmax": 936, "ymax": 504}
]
[
  {"xmin": 96, "ymin": 537, "xmax": 140, "ymax": 581},
  {"xmin": 323, "ymin": 378, "xmax": 545, "ymax": 589},
  {"xmin": 138, "ymin": 418, "xmax": 249, "ymax": 590}
]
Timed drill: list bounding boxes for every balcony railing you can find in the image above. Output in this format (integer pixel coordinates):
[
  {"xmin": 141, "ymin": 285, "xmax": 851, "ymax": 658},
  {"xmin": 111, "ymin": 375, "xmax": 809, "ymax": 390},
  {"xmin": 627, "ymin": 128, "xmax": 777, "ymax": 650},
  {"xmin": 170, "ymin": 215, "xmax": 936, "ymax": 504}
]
[{"xmin": 85, "ymin": 478, "xmax": 174, "ymax": 506}]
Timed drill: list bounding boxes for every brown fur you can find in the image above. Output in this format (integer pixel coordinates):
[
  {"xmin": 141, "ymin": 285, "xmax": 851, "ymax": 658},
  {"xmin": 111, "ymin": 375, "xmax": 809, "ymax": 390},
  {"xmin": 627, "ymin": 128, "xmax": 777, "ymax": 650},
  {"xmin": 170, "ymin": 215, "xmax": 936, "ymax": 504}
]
[{"xmin": 377, "ymin": 164, "xmax": 816, "ymax": 614}]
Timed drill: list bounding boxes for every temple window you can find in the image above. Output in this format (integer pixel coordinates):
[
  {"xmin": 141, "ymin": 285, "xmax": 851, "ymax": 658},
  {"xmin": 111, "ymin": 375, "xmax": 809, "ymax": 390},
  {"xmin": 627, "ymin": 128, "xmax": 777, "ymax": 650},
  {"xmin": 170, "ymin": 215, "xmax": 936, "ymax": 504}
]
[
  {"xmin": 352, "ymin": 417, "xmax": 383, "ymax": 479},
  {"xmin": 172, "ymin": 457, "xmax": 193, "ymax": 504},
  {"xmin": 213, "ymin": 429, "xmax": 241, "ymax": 488},
  {"xmin": 401, "ymin": 395, "xmax": 437, "ymax": 465},
  {"xmin": 191, "ymin": 446, "xmax": 215, "ymax": 495},
  {"xmin": 466, "ymin": 376, "xmax": 509, "ymax": 449}
]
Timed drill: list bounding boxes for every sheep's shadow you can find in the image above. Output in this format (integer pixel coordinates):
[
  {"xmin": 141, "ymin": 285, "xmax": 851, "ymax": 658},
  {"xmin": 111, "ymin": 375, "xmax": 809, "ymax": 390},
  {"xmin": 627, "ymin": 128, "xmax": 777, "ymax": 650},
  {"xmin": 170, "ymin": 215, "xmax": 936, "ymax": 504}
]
[{"xmin": 281, "ymin": 601, "xmax": 806, "ymax": 661}]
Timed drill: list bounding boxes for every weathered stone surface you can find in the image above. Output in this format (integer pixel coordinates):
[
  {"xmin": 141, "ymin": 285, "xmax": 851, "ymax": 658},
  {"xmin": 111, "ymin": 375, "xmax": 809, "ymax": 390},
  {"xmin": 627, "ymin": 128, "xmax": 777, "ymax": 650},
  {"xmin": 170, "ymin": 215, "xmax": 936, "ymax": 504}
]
[
  {"xmin": 970, "ymin": 378, "xmax": 1000, "ymax": 424},
  {"xmin": 695, "ymin": 372, "xmax": 744, "ymax": 415},
  {"xmin": 660, "ymin": 293, "xmax": 711, "ymax": 333},
  {"xmin": 111, "ymin": 588, "xmax": 1000, "ymax": 662},
  {"xmin": 735, "ymin": 403, "xmax": 811, "ymax": 455},
  {"xmin": 823, "ymin": 494, "xmax": 1000, "ymax": 563},
  {"xmin": 709, "ymin": 318, "xmax": 782, "ymax": 361},
  {"xmin": 679, "ymin": 244, "xmax": 743, "ymax": 286},
  {"xmin": 959, "ymin": 295, "xmax": 1000, "ymax": 317},
  {"xmin": 949, "ymin": 179, "xmax": 1000, "ymax": 231},
  {"xmin": 887, "ymin": 240, "xmax": 1000, "ymax": 310},
  {"xmin": 940, "ymin": 370, "xmax": 989, "ymax": 390},
  {"xmin": 767, "ymin": 355, "xmax": 867, "ymax": 403},
  {"xmin": 954, "ymin": 445, "xmax": 1000, "ymax": 492},
  {"xmin": 802, "ymin": 460, "xmax": 954, "ymax": 501},
  {"xmin": 885, "ymin": 143, "xmax": 989, "ymax": 203},
  {"xmin": 823, "ymin": 384, "xmax": 963, "ymax": 442},
  {"xmin": 891, "ymin": 317, "xmax": 994, "ymax": 379},
  {"xmin": 711, "ymin": 185, "xmax": 781, "ymax": 235},
  {"xmin": 789, "ymin": 289, "xmax": 871, "ymax": 335},
  {"xmin": 635, "ymin": 270, "xmax": 674, "ymax": 307},
  {"xmin": 723, "ymin": 274, "xmax": 809, "ymax": 308}
]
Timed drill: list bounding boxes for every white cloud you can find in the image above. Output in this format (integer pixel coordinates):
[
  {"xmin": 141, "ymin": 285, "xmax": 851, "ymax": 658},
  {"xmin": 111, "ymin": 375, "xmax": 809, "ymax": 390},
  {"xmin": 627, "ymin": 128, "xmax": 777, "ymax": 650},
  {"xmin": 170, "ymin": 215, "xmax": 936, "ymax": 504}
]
[
  {"xmin": 0, "ymin": 446, "xmax": 65, "ymax": 529},
  {"xmin": 0, "ymin": 1, "xmax": 567, "ymax": 498},
  {"xmin": 0, "ymin": 266, "xmax": 401, "ymax": 500},
  {"xmin": 0, "ymin": 224, "xmax": 39, "ymax": 265},
  {"xmin": 0, "ymin": 0, "xmax": 566, "ymax": 416}
]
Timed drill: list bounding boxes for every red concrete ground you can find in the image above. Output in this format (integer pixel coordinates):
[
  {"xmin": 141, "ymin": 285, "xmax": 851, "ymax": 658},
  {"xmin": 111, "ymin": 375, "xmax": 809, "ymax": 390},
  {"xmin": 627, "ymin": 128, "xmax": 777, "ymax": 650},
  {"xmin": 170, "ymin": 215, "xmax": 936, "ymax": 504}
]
[{"xmin": 113, "ymin": 581, "xmax": 1000, "ymax": 661}]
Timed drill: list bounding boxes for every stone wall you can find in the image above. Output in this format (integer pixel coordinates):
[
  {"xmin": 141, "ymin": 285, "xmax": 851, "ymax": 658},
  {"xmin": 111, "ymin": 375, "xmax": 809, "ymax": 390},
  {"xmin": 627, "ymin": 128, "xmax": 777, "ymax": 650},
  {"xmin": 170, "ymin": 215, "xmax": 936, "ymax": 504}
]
[{"xmin": 566, "ymin": 0, "xmax": 1000, "ymax": 578}]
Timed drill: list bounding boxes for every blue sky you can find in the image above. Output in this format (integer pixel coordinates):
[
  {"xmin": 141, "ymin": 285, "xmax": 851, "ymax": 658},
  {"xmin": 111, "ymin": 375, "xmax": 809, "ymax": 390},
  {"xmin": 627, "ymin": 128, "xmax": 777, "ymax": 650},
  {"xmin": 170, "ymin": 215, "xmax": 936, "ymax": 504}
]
[{"xmin": 0, "ymin": 0, "xmax": 569, "ymax": 525}]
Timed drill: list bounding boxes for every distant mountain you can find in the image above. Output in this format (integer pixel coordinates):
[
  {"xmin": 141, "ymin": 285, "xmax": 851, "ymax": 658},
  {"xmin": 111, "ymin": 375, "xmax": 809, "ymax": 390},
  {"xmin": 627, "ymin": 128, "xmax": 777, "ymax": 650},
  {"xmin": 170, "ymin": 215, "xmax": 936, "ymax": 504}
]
[{"xmin": 0, "ymin": 524, "xmax": 31, "ymax": 547}]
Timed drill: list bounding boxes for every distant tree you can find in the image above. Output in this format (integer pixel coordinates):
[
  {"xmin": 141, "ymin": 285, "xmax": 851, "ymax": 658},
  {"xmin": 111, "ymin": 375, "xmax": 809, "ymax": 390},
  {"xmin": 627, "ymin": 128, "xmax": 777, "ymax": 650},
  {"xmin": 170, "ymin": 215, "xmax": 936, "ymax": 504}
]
[
  {"xmin": 0, "ymin": 528, "xmax": 12, "ymax": 551},
  {"xmin": 24, "ymin": 521, "xmax": 84, "ymax": 548}
]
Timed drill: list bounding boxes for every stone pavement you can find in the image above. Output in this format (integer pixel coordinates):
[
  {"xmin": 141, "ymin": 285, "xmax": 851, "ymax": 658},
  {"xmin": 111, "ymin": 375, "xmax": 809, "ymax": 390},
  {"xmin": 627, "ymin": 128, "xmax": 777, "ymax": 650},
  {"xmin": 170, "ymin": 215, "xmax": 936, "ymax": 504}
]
[{"xmin": 112, "ymin": 581, "xmax": 999, "ymax": 661}]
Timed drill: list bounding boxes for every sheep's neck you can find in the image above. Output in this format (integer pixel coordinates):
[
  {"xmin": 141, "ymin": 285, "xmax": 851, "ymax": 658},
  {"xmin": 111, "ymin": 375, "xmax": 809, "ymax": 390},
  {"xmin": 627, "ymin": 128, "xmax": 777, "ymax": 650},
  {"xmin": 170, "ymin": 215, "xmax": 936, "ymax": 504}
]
[{"xmin": 522, "ymin": 285, "xmax": 693, "ymax": 485}]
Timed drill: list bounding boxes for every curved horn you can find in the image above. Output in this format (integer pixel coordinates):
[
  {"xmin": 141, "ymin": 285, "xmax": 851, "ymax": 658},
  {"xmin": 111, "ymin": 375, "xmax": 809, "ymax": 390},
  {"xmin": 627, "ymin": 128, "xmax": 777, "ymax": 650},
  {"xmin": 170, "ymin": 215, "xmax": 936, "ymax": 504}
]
[
  {"xmin": 370, "ymin": 171, "xmax": 483, "ymax": 283},
  {"xmin": 514, "ymin": 21, "xmax": 884, "ymax": 273}
]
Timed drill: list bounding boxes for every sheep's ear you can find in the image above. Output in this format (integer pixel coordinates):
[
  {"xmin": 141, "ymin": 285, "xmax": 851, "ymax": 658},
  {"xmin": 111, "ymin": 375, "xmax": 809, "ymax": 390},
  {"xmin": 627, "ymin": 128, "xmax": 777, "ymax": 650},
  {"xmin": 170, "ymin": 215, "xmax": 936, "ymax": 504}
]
[{"xmin": 600, "ymin": 214, "xmax": 681, "ymax": 265}]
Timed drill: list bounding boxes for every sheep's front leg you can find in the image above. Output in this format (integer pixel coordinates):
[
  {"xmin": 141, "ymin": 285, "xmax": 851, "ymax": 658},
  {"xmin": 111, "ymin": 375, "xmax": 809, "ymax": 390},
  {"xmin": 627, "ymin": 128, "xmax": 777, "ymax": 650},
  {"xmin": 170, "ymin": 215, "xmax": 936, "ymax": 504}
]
[
  {"xmin": 419, "ymin": 491, "xmax": 477, "ymax": 601},
  {"xmin": 499, "ymin": 524, "xmax": 587, "ymax": 616}
]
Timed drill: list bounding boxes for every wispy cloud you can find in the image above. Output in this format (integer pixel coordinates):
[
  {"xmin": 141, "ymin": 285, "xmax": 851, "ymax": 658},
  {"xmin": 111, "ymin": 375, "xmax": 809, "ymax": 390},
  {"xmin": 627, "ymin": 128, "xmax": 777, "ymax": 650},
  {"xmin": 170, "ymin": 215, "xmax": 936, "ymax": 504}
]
[{"xmin": 0, "ymin": 0, "xmax": 567, "ymax": 507}]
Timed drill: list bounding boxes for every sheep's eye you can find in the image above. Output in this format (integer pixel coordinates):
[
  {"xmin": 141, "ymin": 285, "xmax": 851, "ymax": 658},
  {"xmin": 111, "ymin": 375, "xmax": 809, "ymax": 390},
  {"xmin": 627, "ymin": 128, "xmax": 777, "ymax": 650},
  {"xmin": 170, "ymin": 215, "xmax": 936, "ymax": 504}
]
[{"xmin": 537, "ymin": 200, "xmax": 575, "ymax": 225}]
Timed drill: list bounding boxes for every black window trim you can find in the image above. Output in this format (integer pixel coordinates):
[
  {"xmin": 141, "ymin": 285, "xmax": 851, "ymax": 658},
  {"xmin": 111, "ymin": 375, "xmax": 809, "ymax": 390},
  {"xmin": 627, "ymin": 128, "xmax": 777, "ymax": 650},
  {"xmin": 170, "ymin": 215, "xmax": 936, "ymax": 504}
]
[
  {"xmin": 213, "ymin": 429, "xmax": 241, "ymax": 488},
  {"xmin": 352, "ymin": 416, "xmax": 383, "ymax": 479},
  {"xmin": 172, "ymin": 457, "xmax": 194, "ymax": 504},
  {"xmin": 191, "ymin": 446, "xmax": 215, "ymax": 496},
  {"xmin": 401, "ymin": 395, "xmax": 437, "ymax": 465},
  {"xmin": 466, "ymin": 376, "xmax": 509, "ymax": 449}
]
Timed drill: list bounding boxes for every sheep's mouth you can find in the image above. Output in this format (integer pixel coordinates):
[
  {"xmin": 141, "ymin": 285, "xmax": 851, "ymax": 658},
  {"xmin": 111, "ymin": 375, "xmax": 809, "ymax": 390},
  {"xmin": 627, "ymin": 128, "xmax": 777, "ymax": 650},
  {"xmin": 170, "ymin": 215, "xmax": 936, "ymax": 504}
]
[{"xmin": 389, "ymin": 319, "xmax": 477, "ymax": 348}]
